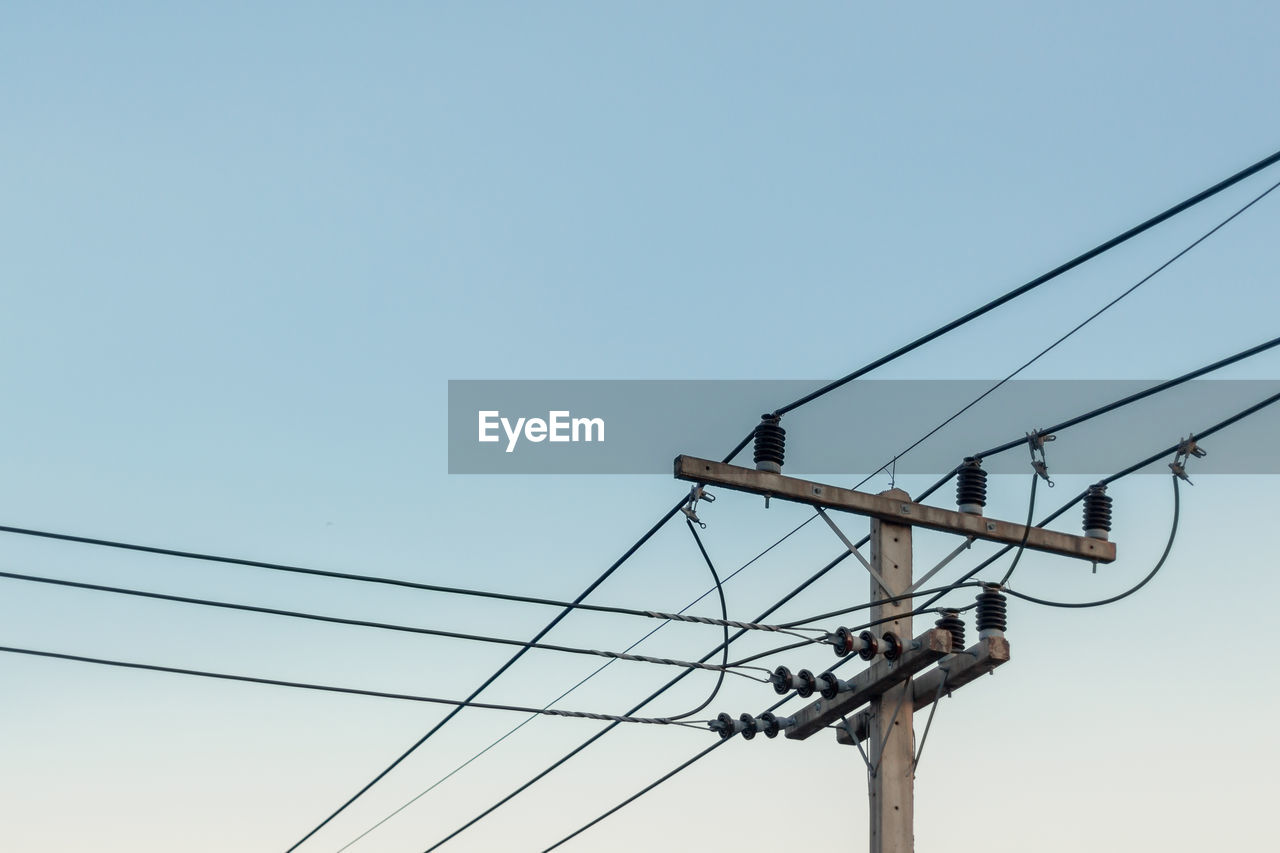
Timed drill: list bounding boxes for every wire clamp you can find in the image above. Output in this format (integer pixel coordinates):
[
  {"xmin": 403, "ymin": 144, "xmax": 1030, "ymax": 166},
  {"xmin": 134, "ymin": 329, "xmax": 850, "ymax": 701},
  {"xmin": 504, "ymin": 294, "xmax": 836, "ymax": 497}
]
[
  {"xmin": 1169, "ymin": 434, "xmax": 1207, "ymax": 485},
  {"xmin": 681, "ymin": 484, "xmax": 714, "ymax": 528},
  {"xmin": 1027, "ymin": 429, "xmax": 1055, "ymax": 486}
]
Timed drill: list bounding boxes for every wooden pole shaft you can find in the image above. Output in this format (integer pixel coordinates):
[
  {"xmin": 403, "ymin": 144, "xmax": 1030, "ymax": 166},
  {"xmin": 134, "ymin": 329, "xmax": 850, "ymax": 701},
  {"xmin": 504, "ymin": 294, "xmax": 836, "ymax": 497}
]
[{"xmin": 868, "ymin": 491, "xmax": 913, "ymax": 853}]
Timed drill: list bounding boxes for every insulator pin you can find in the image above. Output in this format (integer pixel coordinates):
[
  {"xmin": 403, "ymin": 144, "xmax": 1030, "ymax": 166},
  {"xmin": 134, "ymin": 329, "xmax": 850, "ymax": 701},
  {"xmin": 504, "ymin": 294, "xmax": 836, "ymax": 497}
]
[
  {"xmin": 975, "ymin": 585, "xmax": 1007, "ymax": 637},
  {"xmin": 1082, "ymin": 483, "xmax": 1113, "ymax": 540},
  {"xmin": 753, "ymin": 414, "xmax": 786, "ymax": 474},
  {"xmin": 956, "ymin": 456, "xmax": 988, "ymax": 514},
  {"xmin": 934, "ymin": 609, "xmax": 966, "ymax": 653}
]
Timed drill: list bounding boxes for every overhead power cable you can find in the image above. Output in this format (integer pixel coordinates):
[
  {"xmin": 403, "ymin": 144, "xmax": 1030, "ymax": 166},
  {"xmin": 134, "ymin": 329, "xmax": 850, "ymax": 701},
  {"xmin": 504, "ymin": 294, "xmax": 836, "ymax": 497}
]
[
  {"xmin": 336, "ymin": 517, "xmax": 812, "ymax": 853},
  {"xmin": 1006, "ymin": 474, "xmax": 1181, "ymax": 609},
  {"xmin": 862, "ymin": 178, "xmax": 1280, "ymax": 483},
  {"xmin": 0, "ymin": 568, "xmax": 787, "ymax": 678},
  {"xmin": 0, "ymin": 522, "xmax": 791, "ymax": 633},
  {"xmin": 750, "ymin": 148, "xmax": 1280, "ymax": 427},
  {"xmin": 0, "ymin": 645, "xmax": 710, "ymax": 728}
]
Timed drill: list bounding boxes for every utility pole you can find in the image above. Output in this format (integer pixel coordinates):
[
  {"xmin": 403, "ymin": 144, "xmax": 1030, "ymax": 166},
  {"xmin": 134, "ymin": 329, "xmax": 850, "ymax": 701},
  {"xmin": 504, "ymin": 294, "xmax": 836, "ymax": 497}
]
[
  {"xmin": 867, "ymin": 503, "xmax": 913, "ymax": 853},
  {"xmin": 675, "ymin": 454, "xmax": 1112, "ymax": 852}
]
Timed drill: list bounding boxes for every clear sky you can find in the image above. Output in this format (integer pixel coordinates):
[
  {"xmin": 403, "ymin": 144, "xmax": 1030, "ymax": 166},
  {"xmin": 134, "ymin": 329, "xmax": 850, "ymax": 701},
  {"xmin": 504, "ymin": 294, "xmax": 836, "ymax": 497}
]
[{"xmin": 2, "ymin": 3, "xmax": 1278, "ymax": 851}]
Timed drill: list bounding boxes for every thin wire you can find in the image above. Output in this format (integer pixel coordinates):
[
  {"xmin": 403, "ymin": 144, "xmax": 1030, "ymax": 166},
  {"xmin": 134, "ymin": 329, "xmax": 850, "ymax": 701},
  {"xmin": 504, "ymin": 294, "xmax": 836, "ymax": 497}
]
[
  {"xmin": 998, "ymin": 473, "xmax": 1039, "ymax": 587},
  {"xmin": 338, "ymin": 516, "xmax": 813, "ymax": 853},
  {"xmin": 858, "ymin": 177, "xmax": 1280, "ymax": 482},
  {"xmin": 540, "ymin": 738, "xmax": 731, "ymax": 852},
  {"xmin": 0, "ymin": 522, "xmax": 802, "ymax": 635},
  {"xmin": 285, "ymin": 498, "xmax": 686, "ymax": 852},
  {"xmin": 0, "ymin": 645, "xmax": 710, "ymax": 728},
  {"xmin": 1006, "ymin": 475, "xmax": 1180, "ymax": 609},
  {"xmin": 672, "ymin": 520, "xmax": 734, "ymax": 718},
  {"xmin": 914, "ymin": 329, "xmax": 1280, "ymax": 511},
  {"xmin": 0, "ymin": 568, "xmax": 771, "ymax": 679},
  {"xmin": 418, "ymin": 550, "xmax": 856, "ymax": 853},
  {"xmin": 776, "ymin": 580, "xmax": 988, "ymax": 630},
  {"xmin": 762, "ymin": 148, "xmax": 1280, "ymax": 423}
]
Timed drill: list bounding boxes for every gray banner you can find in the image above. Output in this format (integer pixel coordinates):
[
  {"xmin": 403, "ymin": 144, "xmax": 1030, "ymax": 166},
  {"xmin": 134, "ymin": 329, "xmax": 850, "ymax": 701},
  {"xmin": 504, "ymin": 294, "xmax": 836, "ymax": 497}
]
[{"xmin": 447, "ymin": 380, "xmax": 1280, "ymax": 475}]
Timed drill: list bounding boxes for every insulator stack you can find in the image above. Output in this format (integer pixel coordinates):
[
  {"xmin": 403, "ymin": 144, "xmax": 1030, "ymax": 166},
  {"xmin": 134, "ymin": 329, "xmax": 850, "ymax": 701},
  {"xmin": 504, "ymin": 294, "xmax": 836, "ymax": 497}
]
[
  {"xmin": 956, "ymin": 456, "xmax": 988, "ymax": 514},
  {"xmin": 753, "ymin": 414, "xmax": 786, "ymax": 473},
  {"xmin": 1082, "ymin": 483, "xmax": 1113, "ymax": 540},
  {"xmin": 934, "ymin": 609, "xmax": 966, "ymax": 652},
  {"xmin": 975, "ymin": 585, "xmax": 1007, "ymax": 637}
]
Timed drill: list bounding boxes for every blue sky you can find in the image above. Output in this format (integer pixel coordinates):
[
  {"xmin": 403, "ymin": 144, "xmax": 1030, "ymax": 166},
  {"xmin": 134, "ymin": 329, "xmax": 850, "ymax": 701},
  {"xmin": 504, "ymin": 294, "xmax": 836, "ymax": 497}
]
[{"xmin": 2, "ymin": 3, "xmax": 1278, "ymax": 851}]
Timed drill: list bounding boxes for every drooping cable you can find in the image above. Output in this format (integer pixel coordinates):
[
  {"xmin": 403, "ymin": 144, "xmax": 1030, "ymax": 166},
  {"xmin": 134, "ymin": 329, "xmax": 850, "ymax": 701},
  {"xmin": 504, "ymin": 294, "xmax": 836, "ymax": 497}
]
[{"xmin": 1006, "ymin": 475, "xmax": 1180, "ymax": 609}]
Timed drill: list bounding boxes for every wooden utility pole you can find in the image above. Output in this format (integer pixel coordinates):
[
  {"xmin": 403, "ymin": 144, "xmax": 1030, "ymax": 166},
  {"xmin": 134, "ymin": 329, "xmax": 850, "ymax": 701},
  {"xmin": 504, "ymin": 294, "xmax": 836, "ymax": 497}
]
[{"xmin": 867, "ymin": 501, "xmax": 913, "ymax": 853}]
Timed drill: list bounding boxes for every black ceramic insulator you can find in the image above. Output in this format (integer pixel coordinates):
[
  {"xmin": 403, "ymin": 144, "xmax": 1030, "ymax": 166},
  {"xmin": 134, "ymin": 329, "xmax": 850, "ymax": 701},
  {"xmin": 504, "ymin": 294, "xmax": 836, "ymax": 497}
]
[
  {"xmin": 956, "ymin": 456, "xmax": 988, "ymax": 513},
  {"xmin": 753, "ymin": 415, "xmax": 786, "ymax": 472},
  {"xmin": 858, "ymin": 630, "xmax": 879, "ymax": 661},
  {"xmin": 771, "ymin": 665, "xmax": 793, "ymax": 695},
  {"xmin": 739, "ymin": 712, "xmax": 758, "ymax": 740},
  {"xmin": 715, "ymin": 711, "xmax": 736, "ymax": 740},
  {"xmin": 760, "ymin": 711, "xmax": 782, "ymax": 739},
  {"xmin": 819, "ymin": 672, "xmax": 841, "ymax": 701},
  {"xmin": 1083, "ymin": 483, "xmax": 1113, "ymax": 537},
  {"xmin": 975, "ymin": 586, "xmax": 1008, "ymax": 634},
  {"xmin": 882, "ymin": 632, "xmax": 904, "ymax": 661},
  {"xmin": 832, "ymin": 626, "xmax": 856, "ymax": 657},
  {"xmin": 796, "ymin": 669, "xmax": 818, "ymax": 698},
  {"xmin": 935, "ymin": 609, "xmax": 966, "ymax": 653}
]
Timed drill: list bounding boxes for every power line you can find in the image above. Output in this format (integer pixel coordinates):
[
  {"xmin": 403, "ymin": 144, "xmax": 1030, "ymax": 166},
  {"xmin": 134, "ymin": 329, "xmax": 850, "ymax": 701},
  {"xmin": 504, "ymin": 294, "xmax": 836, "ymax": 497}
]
[
  {"xmin": 0, "ymin": 567, "xmax": 786, "ymax": 679},
  {"xmin": 284, "ymin": 499, "xmax": 685, "ymax": 852},
  {"xmin": 0, "ymin": 645, "xmax": 711, "ymax": 728},
  {"xmin": 0, "ymin": 520, "xmax": 797, "ymax": 632},
  {"xmin": 336, "ymin": 516, "xmax": 813, "ymax": 853},
  {"xmin": 759, "ymin": 147, "xmax": 1280, "ymax": 424},
  {"xmin": 862, "ymin": 178, "xmax": 1280, "ymax": 483}
]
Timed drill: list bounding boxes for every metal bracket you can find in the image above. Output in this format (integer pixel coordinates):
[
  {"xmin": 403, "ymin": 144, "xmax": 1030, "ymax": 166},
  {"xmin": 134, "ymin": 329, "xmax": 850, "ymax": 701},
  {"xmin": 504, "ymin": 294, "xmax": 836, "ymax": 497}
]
[{"xmin": 816, "ymin": 507, "xmax": 898, "ymax": 597}]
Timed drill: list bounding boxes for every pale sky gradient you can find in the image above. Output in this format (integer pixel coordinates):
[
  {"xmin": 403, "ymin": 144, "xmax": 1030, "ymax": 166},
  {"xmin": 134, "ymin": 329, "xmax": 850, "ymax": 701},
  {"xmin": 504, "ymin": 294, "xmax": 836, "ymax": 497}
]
[{"xmin": 2, "ymin": 3, "xmax": 1279, "ymax": 852}]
